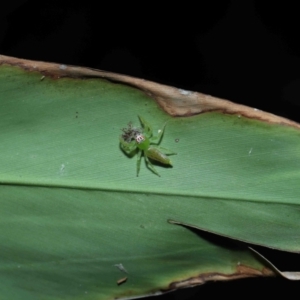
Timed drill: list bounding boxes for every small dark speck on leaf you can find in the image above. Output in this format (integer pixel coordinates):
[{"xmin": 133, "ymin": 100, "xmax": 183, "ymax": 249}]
[{"xmin": 175, "ymin": 139, "xmax": 179, "ymax": 143}]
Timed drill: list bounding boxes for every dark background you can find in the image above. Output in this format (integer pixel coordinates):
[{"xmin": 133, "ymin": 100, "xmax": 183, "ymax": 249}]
[
  {"xmin": 1, "ymin": 1, "xmax": 300, "ymax": 298},
  {"xmin": 2, "ymin": 1, "xmax": 300, "ymax": 123}
]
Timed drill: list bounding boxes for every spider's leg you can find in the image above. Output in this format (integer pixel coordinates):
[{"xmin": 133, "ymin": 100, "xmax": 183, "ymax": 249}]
[
  {"xmin": 136, "ymin": 150, "xmax": 143, "ymax": 177},
  {"xmin": 151, "ymin": 122, "xmax": 167, "ymax": 144},
  {"xmin": 138, "ymin": 115, "xmax": 153, "ymax": 138},
  {"xmin": 145, "ymin": 155, "xmax": 161, "ymax": 177},
  {"xmin": 153, "ymin": 145, "xmax": 177, "ymax": 155}
]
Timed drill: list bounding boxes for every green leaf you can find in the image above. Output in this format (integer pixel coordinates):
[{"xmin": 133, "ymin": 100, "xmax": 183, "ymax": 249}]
[
  {"xmin": 1, "ymin": 185, "xmax": 271, "ymax": 300},
  {"xmin": 1, "ymin": 55, "xmax": 299, "ymax": 299}
]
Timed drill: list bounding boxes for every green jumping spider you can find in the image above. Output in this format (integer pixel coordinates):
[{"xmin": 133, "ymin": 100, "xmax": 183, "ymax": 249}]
[{"xmin": 120, "ymin": 116, "xmax": 176, "ymax": 177}]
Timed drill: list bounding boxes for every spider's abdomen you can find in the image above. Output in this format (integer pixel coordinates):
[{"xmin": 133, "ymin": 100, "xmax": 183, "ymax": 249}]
[{"xmin": 145, "ymin": 146, "xmax": 172, "ymax": 165}]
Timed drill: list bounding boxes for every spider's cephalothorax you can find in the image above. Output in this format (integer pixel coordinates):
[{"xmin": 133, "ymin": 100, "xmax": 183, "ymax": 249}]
[
  {"xmin": 120, "ymin": 116, "xmax": 176, "ymax": 177},
  {"xmin": 135, "ymin": 134, "xmax": 145, "ymax": 144}
]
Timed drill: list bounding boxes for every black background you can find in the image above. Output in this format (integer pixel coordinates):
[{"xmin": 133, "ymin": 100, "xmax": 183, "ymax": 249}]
[{"xmin": 1, "ymin": 1, "xmax": 300, "ymax": 298}]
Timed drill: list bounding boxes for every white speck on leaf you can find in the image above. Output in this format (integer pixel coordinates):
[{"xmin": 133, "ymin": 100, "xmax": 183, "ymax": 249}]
[
  {"xmin": 248, "ymin": 148, "xmax": 253, "ymax": 155},
  {"xmin": 59, "ymin": 64, "xmax": 67, "ymax": 70},
  {"xmin": 179, "ymin": 89, "xmax": 192, "ymax": 95},
  {"xmin": 114, "ymin": 263, "xmax": 128, "ymax": 274}
]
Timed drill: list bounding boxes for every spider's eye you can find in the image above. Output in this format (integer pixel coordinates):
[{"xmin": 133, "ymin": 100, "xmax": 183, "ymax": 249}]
[{"xmin": 135, "ymin": 134, "xmax": 145, "ymax": 144}]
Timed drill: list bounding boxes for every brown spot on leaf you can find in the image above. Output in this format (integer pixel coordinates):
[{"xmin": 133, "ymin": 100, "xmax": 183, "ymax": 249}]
[
  {"xmin": 1, "ymin": 55, "xmax": 299, "ymax": 129},
  {"xmin": 165, "ymin": 265, "xmax": 275, "ymax": 291},
  {"xmin": 117, "ymin": 277, "xmax": 127, "ymax": 285}
]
